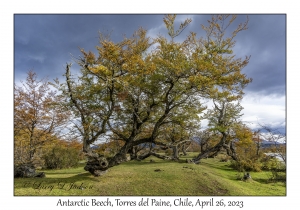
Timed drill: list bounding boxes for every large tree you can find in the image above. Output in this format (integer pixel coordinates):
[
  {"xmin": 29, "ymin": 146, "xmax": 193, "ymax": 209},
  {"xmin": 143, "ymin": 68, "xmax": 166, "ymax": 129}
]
[
  {"xmin": 58, "ymin": 14, "xmax": 252, "ymax": 175},
  {"xmin": 55, "ymin": 27, "xmax": 154, "ymax": 155}
]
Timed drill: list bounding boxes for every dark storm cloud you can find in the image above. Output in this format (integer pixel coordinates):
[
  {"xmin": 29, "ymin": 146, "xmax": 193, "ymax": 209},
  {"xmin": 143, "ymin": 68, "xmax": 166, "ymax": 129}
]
[
  {"xmin": 184, "ymin": 14, "xmax": 286, "ymax": 97},
  {"xmin": 233, "ymin": 15, "xmax": 286, "ymax": 96},
  {"xmin": 14, "ymin": 14, "xmax": 164, "ymax": 82},
  {"xmin": 14, "ymin": 14, "xmax": 286, "ymax": 98}
]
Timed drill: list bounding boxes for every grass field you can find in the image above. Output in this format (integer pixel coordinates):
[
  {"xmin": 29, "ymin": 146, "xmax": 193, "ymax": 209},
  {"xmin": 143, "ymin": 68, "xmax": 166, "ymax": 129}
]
[{"xmin": 14, "ymin": 153, "xmax": 286, "ymax": 196}]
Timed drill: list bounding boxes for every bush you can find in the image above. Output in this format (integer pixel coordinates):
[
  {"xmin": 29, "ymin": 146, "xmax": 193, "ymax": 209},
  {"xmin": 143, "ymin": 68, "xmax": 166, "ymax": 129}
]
[
  {"xmin": 268, "ymin": 169, "xmax": 286, "ymax": 182},
  {"xmin": 43, "ymin": 145, "xmax": 80, "ymax": 169},
  {"xmin": 261, "ymin": 156, "xmax": 285, "ymax": 171},
  {"xmin": 260, "ymin": 156, "xmax": 286, "ymax": 182},
  {"xmin": 230, "ymin": 159, "xmax": 262, "ymax": 172}
]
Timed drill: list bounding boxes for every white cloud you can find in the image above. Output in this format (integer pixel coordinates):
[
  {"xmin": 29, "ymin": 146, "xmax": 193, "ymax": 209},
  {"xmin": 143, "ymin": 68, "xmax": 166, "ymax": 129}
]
[
  {"xmin": 198, "ymin": 93, "xmax": 286, "ymax": 131},
  {"xmin": 147, "ymin": 23, "xmax": 165, "ymax": 38},
  {"xmin": 175, "ymin": 14, "xmax": 194, "ymax": 22},
  {"xmin": 241, "ymin": 93, "xmax": 285, "ymax": 128},
  {"xmin": 27, "ymin": 54, "xmax": 46, "ymax": 63},
  {"xmin": 16, "ymin": 36, "xmax": 30, "ymax": 45}
]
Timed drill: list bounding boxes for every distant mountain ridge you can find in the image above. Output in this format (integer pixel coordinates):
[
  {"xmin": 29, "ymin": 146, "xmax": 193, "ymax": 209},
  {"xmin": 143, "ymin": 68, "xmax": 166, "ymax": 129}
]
[{"xmin": 260, "ymin": 139, "xmax": 285, "ymax": 148}]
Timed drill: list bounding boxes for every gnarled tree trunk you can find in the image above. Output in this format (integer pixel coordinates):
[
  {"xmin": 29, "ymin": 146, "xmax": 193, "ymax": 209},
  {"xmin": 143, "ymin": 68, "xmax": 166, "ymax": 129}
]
[
  {"xmin": 192, "ymin": 133, "xmax": 238, "ymax": 163},
  {"xmin": 84, "ymin": 152, "xmax": 109, "ymax": 176},
  {"xmin": 14, "ymin": 163, "xmax": 45, "ymax": 178}
]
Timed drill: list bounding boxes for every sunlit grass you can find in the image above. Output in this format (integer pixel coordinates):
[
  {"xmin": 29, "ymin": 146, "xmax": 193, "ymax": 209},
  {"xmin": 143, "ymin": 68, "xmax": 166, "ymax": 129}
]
[{"xmin": 14, "ymin": 153, "xmax": 286, "ymax": 196}]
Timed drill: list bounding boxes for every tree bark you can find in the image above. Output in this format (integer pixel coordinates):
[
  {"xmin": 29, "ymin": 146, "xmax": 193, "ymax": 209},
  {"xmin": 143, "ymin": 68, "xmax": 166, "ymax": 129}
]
[
  {"xmin": 149, "ymin": 151, "xmax": 171, "ymax": 160},
  {"xmin": 192, "ymin": 133, "xmax": 237, "ymax": 163},
  {"xmin": 14, "ymin": 164, "xmax": 45, "ymax": 178},
  {"xmin": 128, "ymin": 147, "xmax": 137, "ymax": 160},
  {"xmin": 193, "ymin": 144, "xmax": 222, "ymax": 163},
  {"xmin": 135, "ymin": 150, "xmax": 172, "ymax": 160},
  {"xmin": 84, "ymin": 152, "xmax": 109, "ymax": 176},
  {"xmin": 107, "ymin": 142, "xmax": 134, "ymax": 167},
  {"xmin": 223, "ymin": 142, "xmax": 238, "ymax": 161},
  {"xmin": 83, "ymin": 139, "xmax": 91, "ymax": 153},
  {"xmin": 136, "ymin": 152, "xmax": 152, "ymax": 160},
  {"xmin": 172, "ymin": 145, "xmax": 179, "ymax": 160},
  {"xmin": 181, "ymin": 143, "xmax": 190, "ymax": 156}
]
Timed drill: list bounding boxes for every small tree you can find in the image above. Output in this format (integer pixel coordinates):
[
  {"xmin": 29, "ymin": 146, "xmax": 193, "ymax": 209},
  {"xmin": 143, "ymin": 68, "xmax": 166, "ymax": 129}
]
[
  {"xmin": 42, "ymin": 140, "xmax": 81, "ymax": 169},
  {"xmin": 232, "ymin": 124, "xmax": 262, "ymax": 171},
  {"xmin": 252, "ymin": 129, "xmax": 264, "ymax": 157},
  {"xmin": 194, "ymin": 129, "xmax": 218, "ymax": 153},
  {"xmin": 193, "ymin": 99, "xmax": 244, "ymax": 163},
  {"xmin": 14, "ymin": 71, "xmax": 69, "ymax": 165}
]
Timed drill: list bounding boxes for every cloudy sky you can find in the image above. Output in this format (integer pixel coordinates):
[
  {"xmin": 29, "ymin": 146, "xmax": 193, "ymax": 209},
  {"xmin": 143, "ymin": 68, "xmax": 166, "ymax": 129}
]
[{"xmin": 14, "ymin": 14, "xmax": 286, "ymax": 133}]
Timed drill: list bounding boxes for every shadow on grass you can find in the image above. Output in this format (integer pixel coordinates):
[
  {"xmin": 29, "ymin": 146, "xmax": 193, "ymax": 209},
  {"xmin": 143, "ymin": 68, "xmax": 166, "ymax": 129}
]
[
  {"xmin": 46, "ymin": 171, "xmax": 97, "ymax": 180},
  {"xmin": 124, "ymin": 160, "xmax": 180, "ymax": 166},
  {"xmin": 253, "ymin": 178, "xmax": 271, "ymax": 184},
  {"xmin": 200, "ymin": 160, "xmax": 234, "ymax": 171},
  {"xmin": 14, "ymin": 170, "xmax": 99, "ymax": 191}
]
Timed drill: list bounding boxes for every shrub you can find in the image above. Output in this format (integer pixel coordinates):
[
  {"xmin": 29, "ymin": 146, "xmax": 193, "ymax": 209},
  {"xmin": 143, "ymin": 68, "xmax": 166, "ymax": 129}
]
[
  {"xmin": 43, "ymin": 145, "xmax": 80, "ymax": 169},
  {"xmin": 231, "ymin": 140, "xmax": 265, "ymax": 172},
  {"xmin": 261, "ymin": 156, "xmax": 285, "ymax": 171},
  {"xmin": 269, "ymin": 170, "xmax": 286, "ymax": 182},
  {"xmin": 260, "ymin": 156, "xmax": 286, "ymax": 182},
  {"xmin": 230, "ymin": 159, "xmax": 262, "ymax": 172}
]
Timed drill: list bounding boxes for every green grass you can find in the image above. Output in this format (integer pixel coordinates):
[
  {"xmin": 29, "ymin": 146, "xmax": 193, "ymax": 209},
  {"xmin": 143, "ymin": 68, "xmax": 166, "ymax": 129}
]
[{"xmin": 14, "ymin": 153, "xmax": 286, "ymax": 196}]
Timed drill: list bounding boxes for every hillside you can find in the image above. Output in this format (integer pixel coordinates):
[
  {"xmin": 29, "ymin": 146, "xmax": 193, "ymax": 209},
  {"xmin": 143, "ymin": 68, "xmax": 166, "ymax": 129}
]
[{"xmin": 14, "ymin": 153, "xmax": 286, "ymax": 196}]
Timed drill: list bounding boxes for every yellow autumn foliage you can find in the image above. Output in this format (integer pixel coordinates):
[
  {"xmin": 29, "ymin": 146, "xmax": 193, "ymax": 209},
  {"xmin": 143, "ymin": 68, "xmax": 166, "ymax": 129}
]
[{"xmin": 90, "ymin": 65, "xmax": 109, "ymax": 75}]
